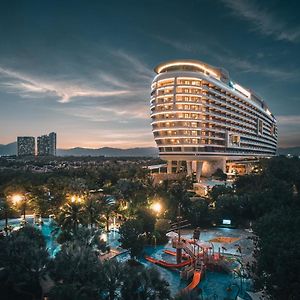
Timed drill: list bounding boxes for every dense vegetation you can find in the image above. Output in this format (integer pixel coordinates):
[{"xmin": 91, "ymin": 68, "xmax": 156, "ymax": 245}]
[
  {"xmin": 0, "ymin": 226, "xmax": 170, "ymax": 300},
  {"xmin": 0, "ymin": 156, "xmax": 299, "ymax": 299}
]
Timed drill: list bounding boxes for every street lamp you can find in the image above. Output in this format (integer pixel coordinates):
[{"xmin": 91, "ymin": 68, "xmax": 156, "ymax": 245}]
[
  {"xmin": 11, "ymin": 194, "xmax": 23, "ymax": 205},
  {"xmin": 11, "ymin": 193, "xmax": 28, "ymax": 223},
  {"xmin": 70, "ymin": 195, "xmax": 83, "ymax": 203},
  {"xmin": 151, "ymin": 202, "xmax": 162, "ymax": 215}
]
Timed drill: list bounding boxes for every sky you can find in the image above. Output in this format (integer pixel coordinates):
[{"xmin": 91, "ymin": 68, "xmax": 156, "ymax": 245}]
[{"xmin": 0, "ymin": 0, "xmax": 300, "ymax": 149}]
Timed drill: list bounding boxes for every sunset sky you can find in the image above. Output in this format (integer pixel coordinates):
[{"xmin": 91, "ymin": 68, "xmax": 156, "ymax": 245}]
[{"xmin": 1, "ymin": 0, "xmax": 300, "ymax": 149}]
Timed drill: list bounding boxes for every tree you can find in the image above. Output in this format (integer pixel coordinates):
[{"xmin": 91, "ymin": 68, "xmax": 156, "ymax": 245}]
[
  {"xmin": 101, "ymin": 259, "xmax": 123, "ymax": 300},
  {"xmin": 99, "ymin": 195, "xmax": 117, "ymax": 232},
  {"xmin": 121, "ymin": 264, "xmax": 171, "ymax": 300},
  {"xmin": 116, "ymin": 179, "xmax": 148, "ymax": 216},
  {"xmin": 136, "ymin": 207, "xmax": 156, "ymax": 240},
  {"xmin": 209, "ymin": 185, "xmax": 233, "ymax": 203},
  {"xmin": 85, "ymin": 194, "xmax": 102, "ymax": 228},
  {"xmin": 212, "ymin": 168, "xmax": 227, "ymax": 182},
  {"xmin": 0, "ymin": 197, "xmax": 17, "ymax": 233},
  {"xmin": 187, "ymin": 199, "xmax": 210, "ymax": 227},
  {"xmin": 119, "ymin": 219, "xmax": 145, "ymax": 259},
  {"xmin": 252, "ymin": 207, "xmax": 300, "ymax": 299},
  {"xmin": 0, "ymin": 226, "xmax": 50, "ymax": 300},
  {"xmin": 214, "ymin": 194, "xmax": 241, "ymax": 225},
  {"xmin": 166, "ymin": 181, "xmax": 192, "ymax": 221},
  {"xmin": 49, "ymin": 240, "xmax": 103, "ymax": 300},
  {"xmin": 56, "ymin": 201, "xmax": 86, "ymax": 233},
  {"xmin": 29, "ymin": 186, "xmax": 51, "ymax": 217}
]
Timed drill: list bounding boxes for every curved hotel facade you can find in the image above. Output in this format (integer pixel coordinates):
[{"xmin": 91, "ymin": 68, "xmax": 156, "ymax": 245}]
[{"xmin": 150, "ymin": 60, "xmax": 277, "ymax": 180}]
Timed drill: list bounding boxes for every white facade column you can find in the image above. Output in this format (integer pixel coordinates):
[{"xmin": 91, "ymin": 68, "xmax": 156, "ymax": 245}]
[
  {"xmin": 186, "ymin": 161, "xmax": 192, "ymax": 176},
  {"xmin": 196, "ymin": 161, "xmax": 203, "ymax": 182},
  {"xmin": 167, "ymin": 161, "xmax": 172, "ymax": 174}
]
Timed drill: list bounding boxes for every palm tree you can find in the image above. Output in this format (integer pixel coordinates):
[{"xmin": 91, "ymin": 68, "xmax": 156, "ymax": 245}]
[
  {"xmin": 0, "ymin": 197, "xmax": 13, "ymax": 234},
  {"xmin": 101, "ymin": 259, "xmax": 123, "ymax": 300},
  {"xmin": 49, "ymin": 240, "xmax": 102, "ymax": 300},
  {"xmin": 57, "ymin": 202, "xmax": 86, "ymax": 233},
  {"xmin": 0, "ymin": 226, "xmax": 50, "ymax": 300},
  {"xmin": 121, "ymin": 265, "xmax": 171, "ymax": 300},
  {"xmin": 100, "ymin": 195, "xmax": 117, "ymax": 232},
  {"xmin": 29, "ymin": 186, "xmax": 51, "ymax": 218},
  {"xmin": 85, "ymin": 195, "xmax": 102, "ymax": 228}
]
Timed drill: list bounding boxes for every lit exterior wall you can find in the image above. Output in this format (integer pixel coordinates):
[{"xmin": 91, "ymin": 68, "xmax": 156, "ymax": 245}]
[{"xmin": 150, "ymin": 59, "xmax": 278, "ymax": 178}]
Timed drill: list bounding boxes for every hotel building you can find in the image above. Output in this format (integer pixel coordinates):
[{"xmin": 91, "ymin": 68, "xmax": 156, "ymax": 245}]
[{"xmin": 150, "ymin": 60, "xmax": 277, "ymax": 181}]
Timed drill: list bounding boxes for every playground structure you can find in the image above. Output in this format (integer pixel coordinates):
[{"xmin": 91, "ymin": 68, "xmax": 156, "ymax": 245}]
[
  {"xmin": 145, "ymin": 206, "xmax": 241, "ymax": 293},
  {"xmin": 145, "ymin": 232, "xmax": 234, "ymax": 293},
  {"xmin": 145, "ymin": 226, "xmax": 239, "ymax": 292}
]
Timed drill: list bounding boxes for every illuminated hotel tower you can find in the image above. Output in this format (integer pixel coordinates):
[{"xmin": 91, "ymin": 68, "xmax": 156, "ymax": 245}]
[{"xmin": 150, "ymin": 60, "xmax": 277, "ymax": 181}]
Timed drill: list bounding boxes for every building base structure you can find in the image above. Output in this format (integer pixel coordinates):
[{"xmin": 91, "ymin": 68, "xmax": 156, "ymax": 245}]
[{"xmin": 166, "ymin": 157, "xmax": 226, "ymax": 182}]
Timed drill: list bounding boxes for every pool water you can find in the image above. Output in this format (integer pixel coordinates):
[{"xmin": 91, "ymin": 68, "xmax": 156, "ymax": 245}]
[
  {"xmin": 0, "ymin": 217, "xmax": 61, "ymax": 257},
  {"xmin": 1, "ymin": 218, "xmax": 253, "ymax": 299},
  {"xmin": 38, "ymin": 219, "xmax": 61, "ymax": 257},
  {"xmin": 117, "ymin": 231, "xmax": 253, "ymax": 299}
]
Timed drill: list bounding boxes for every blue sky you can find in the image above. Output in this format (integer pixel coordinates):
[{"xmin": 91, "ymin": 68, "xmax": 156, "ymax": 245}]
[{"xmin": 0, "ymin": 0, "xmax": 299, "ymax": 148}]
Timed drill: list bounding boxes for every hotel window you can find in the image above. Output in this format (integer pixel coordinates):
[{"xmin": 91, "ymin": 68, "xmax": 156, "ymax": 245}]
[
  {"xmin": 270, "ymin": 124, "xmax": 275, "ymax": 136},
  {"xmin": 257, "ymin": 119, "xmax": 263, "ymax": 135}
]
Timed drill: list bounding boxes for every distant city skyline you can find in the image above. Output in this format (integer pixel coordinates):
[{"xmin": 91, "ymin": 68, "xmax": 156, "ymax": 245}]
[
  {"xmin": 1, "ymin": 0, "xmax": 300, "ymax": 149},
  {"xmin": 16, "ymin": 132, "xmax": 57, "ymax": 156}
]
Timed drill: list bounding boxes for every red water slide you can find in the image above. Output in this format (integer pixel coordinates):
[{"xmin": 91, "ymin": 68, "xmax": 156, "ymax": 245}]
[
  {"xmin": 182, "ymin": 270, "xmax": 202, "ymax": 292},
  {"xmin": 145, "ymin": 256, "xmax": 192, "ymax": 268},
  {"xmin": 163, "ymin": 249, "xmax": 189, "ymax": 259}
]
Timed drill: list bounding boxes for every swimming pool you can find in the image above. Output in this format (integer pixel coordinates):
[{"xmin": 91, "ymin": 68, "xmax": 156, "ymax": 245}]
[
  {"xmin": 1, "ymin": 218, "xmax": 253, "ymax": 299},
  {"xmin": 116, "ymin": 229, "xmax": 254, "ymax": 299}
]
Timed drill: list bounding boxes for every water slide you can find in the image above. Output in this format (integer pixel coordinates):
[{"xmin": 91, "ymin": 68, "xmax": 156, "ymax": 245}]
[
  {"xmin": 182, "ymin": 270, "xmax": 202, "ymax": 292},
  {"xmin": 163, "ymin": 249, "xmax": 189, "ymax": 259},
  {"xmin": 145, "ymin": 256, "xmax": 192, "ymax": 268}
]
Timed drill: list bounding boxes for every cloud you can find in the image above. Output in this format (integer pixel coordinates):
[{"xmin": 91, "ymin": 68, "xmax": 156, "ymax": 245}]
[
  {"xmin": 217, "ymin": 56, "xmax": 298, "ymax": 80},
  {"xmin": 60, "ymin": 101, "xmax": 149, "ymax": 123},
  {"xmin": 154, "ymin": 35, "xmax": 299, "ymax": 81},
  {"xmin": 220, "ymin": 0, "xmax": 300, "ymax": 42},
  {"xmin": 277, "ymin": 115, "xmax": 300, "ymax": 125},
  {"xmin": 111, "ymin": 50, "xmax": 153, "ymax": 81},
  {"xmin": 0, "ymin": 66, "xmax": 131, "ymax": 103},
  {"xmin": 0, "ymin": 48, "xmax": 153, "ymax": 104}
]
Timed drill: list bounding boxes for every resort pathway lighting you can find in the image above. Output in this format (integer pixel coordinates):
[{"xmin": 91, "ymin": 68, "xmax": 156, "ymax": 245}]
[
  {"xmin": 10, "ymin": 193, "xmax": 29, "ymax": 222},
  {"xmin": 151, "ymin": 202, "xmax": 162, "ymax": 215},
  {"xmin": 70, "ymin": 195, "xmax": 83, "ymax": 203}
]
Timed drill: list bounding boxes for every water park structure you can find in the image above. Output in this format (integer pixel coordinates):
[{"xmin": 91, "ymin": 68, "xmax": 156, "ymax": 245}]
[{"xmin": 145, "ymin": 210, "xmax": 240, "ymax": 294}]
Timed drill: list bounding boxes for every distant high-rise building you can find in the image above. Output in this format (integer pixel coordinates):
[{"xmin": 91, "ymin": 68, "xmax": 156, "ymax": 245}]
[
  {"xmin": 17, "ymin": 136, "xmax": 35, "ymax": 156},
  {"xmin": 37, "ymin": 132, "xmax": 57, "ymax": 156},
  {"xmin": 49, "ymin": 132, "xmax": 57, "ymax": 156}
]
